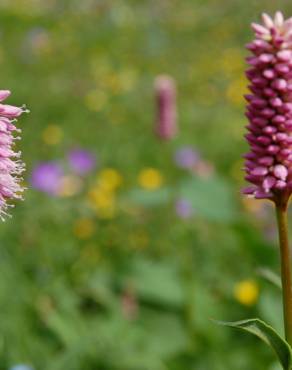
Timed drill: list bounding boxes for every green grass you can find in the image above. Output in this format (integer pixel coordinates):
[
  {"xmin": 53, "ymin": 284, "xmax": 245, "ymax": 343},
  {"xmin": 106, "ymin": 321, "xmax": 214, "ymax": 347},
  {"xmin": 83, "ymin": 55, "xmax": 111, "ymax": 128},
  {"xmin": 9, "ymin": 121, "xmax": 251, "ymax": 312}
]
[{"xmin": 0, "ymin": 1, "xmax": 290, "ymax": 369}]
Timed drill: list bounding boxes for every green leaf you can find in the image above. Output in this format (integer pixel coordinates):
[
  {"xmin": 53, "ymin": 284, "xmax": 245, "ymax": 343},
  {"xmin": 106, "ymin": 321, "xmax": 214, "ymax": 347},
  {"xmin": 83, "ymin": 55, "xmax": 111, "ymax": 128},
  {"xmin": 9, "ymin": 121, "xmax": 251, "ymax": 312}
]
[{"xmin": 214, "ymin": 318, "xmax": 292, "ymax": 370}]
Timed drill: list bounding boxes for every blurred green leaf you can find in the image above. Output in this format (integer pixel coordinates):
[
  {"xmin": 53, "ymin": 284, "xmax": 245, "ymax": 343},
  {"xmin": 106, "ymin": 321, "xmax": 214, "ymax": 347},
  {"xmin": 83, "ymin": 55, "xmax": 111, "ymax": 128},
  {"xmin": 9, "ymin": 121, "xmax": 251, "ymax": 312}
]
[
  {"xmin": 215, "ymin": 318, "xmax": 292, "ymax": 370},
  {"xmin": 128, "ymin": 258, "xmax": 184, "ymax": 307},
  {"xmin": 142, "ymin": 311, "xmax": 188, "ymax": 357},
  {"xmin": 259, "ymin": 291, "xmax": 283, "ymax": 335},
  {"xmin": 84, "ymin": 268, "xmax": 117, "ymax": 308},
  {"xmin": 46, "ymin": 311, "xmax": 81, "ymax": 347},
  {"xmin": 270, "ymin": 363, "xmax": 284, "ymax": 370},
  {"xmin": 179, "ymin": 175, "xmax": 237, "ymax": 222},
  {"xmin": 258, "ymin": 267, "xmax": 282, "ymax": 289},
  {"xmin": 126, "ymin": 188, "xmax": 172, "ymax": 207}
]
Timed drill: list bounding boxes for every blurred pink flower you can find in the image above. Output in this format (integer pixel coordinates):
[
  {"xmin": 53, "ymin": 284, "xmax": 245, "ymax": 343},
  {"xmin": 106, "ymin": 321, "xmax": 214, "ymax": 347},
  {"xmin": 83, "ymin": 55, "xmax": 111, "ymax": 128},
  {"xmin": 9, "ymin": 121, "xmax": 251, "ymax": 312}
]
[{"xmin": 155, "ymin": 75, "xmax": 177, "ymax": 140}]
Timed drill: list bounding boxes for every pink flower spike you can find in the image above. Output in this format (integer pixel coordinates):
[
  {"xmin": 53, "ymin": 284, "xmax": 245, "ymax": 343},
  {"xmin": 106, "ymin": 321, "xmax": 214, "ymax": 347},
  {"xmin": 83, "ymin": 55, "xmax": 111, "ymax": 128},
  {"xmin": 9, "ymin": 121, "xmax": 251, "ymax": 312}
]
[
  {"xmin": 0, "ymin": 90, "xmax": 27, "ymax": 219},
  {"xmin": 243, "ymin": 12, "xmax": 292, "ymax": 201}
]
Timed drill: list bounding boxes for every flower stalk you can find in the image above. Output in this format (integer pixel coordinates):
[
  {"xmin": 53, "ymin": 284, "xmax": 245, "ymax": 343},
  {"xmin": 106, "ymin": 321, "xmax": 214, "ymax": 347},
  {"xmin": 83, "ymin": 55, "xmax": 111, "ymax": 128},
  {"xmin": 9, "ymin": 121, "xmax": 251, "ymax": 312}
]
[{"xmin": 276, "ymin": 198, "xmax": 292, "ymax": 345}]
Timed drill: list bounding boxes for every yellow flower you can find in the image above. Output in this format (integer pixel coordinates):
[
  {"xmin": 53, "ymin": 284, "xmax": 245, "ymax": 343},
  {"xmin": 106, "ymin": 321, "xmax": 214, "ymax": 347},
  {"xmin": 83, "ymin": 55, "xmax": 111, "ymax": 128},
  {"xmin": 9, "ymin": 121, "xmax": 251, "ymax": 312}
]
[
  {"xmin": 138, "ymin": 168, "xmax": 163, "ymax": 190},
  {"xmin": 88, "ymin": 168, "xmax": 122, "ymax": 219},
  {"xmin": 234, "ymin": 280, "xmax": 259, "ymax": 306},
  {"xmin": 73, "ymin": 218, "xmax": 95, "ymax": 240},
  {"xmin": 42, "ymin": 125, "xmax": 63, "ymax": 145},
  {"xmin": 88, "ymin": 187, "xmax": 116, "ymax": 219},
  {"xmin": 89, "ymin": 188, "xmax": 114, "ymax": 208},
  {"xmin": 97, "ymin": 168, "xmax": 123, "ymax": 191}
]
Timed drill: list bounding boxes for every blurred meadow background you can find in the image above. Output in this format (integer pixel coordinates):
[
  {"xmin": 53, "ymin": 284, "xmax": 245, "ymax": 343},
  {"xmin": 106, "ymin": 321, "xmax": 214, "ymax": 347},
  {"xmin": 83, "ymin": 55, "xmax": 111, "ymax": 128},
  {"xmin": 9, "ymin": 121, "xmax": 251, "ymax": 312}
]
[{"xmin": 1, "ymin": 0, "xmax": 292, "ymax": 369}]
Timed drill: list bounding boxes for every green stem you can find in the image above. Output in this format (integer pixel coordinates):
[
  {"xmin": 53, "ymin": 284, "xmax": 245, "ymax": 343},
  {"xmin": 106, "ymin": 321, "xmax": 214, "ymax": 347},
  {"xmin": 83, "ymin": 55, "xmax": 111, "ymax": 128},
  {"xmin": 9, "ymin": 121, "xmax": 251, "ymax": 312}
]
[{"xmin": 276, "ymin": 201, "xmax": 292, "ymax": 345}]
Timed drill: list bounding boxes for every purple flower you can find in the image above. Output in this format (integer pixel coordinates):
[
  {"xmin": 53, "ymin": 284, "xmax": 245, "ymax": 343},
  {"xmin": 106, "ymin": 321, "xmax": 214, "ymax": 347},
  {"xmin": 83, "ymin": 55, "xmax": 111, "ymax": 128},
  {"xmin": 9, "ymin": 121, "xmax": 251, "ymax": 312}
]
[
  {"xmin": 68, "ymin": 149, "xmax": 96, "ymax": 175},
  {"xmin": 175, "ymin": 198, "xmax": 193, "ymax": 219},
  {"xmin": 243, "ymin": 12, "xmax": 292, "ymax": 201},
  {"xmin": 0, "ymin": 90, "xmax": 27, "ymax": 219},
  {"xmin": 154, "ymin": 75, "xmax": 177, "ymax": 140},
  {"xmin": 174, "ymin": 147, "xmax": 199, "ymax": 169},
  {"xmin": 31, "ymin": 161, "xmax": 63, "ymax": 195}
]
